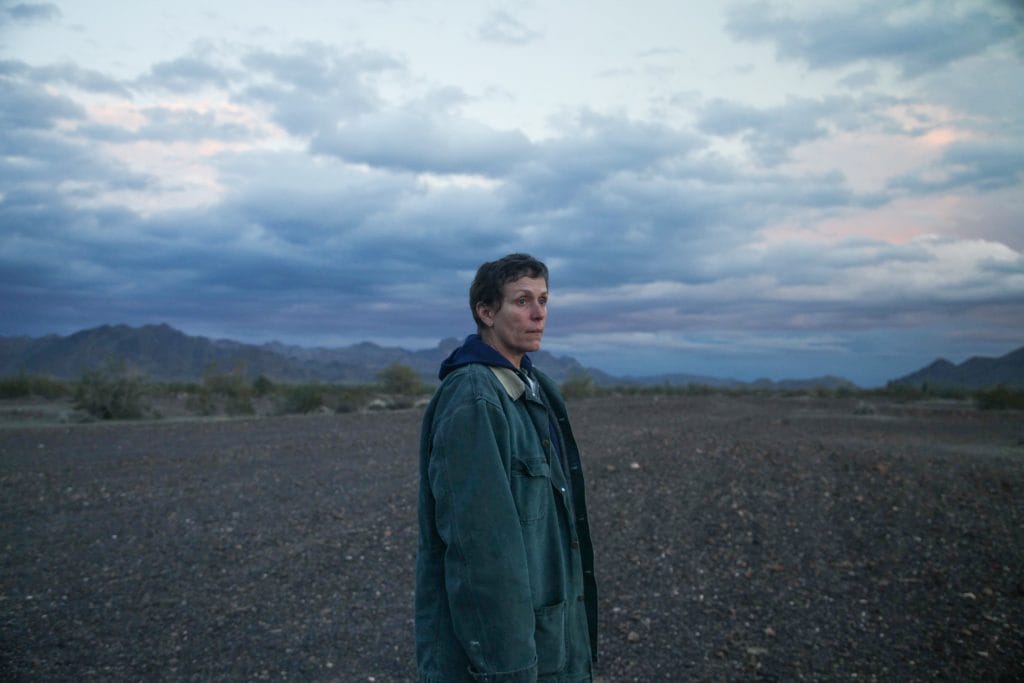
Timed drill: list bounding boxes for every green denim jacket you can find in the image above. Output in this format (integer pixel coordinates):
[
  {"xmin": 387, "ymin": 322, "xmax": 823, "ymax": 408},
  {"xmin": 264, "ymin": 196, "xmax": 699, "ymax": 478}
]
[{"xmin": 416, "ymin": 361, "xmax": 597, "ymax": 682}]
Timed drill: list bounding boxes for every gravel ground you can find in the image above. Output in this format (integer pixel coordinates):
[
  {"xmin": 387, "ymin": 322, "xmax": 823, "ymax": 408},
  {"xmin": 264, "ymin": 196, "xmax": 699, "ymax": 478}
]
[{"xmin": 1, "ymin": 395, "xmax": 1022, "ymax": 681}]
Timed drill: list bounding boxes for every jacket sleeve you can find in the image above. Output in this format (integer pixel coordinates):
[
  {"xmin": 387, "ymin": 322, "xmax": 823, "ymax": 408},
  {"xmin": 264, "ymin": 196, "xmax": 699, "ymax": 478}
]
[{"xmin": 428, "ymin": 396, "xmax": 538, "ymax": 682}]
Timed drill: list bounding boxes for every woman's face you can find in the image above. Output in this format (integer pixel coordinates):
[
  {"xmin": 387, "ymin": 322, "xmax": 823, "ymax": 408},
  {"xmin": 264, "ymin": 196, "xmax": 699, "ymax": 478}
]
[{"xmin": 477, "ymin": 276, "xmax": 548, "ymax": 368}]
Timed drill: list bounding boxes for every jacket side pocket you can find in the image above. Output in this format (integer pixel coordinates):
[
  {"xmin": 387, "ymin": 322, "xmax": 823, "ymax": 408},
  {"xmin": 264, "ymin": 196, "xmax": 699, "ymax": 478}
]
[{"xmin": 534, "ymin": 600, "xmax": 567, "ymax": 675}]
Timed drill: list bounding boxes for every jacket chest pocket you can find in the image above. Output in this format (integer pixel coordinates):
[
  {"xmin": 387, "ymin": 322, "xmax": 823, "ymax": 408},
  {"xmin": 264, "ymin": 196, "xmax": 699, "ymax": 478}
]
[{"xmin": 510, "ymin": 457, "xmax": 552, "ymax": 525}]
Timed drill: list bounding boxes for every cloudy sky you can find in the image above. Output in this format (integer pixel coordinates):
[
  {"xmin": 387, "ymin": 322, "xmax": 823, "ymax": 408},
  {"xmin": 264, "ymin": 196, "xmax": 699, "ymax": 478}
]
[{"xmin": 2, "ymin": 0, "xmax": 1022, "ymax": 386}]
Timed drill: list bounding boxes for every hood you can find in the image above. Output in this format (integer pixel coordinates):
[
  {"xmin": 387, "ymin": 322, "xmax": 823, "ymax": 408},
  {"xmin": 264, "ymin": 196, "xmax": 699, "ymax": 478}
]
[{"xmin": 438, "ymin": 334, "xmax": 534, "ymax": 380}]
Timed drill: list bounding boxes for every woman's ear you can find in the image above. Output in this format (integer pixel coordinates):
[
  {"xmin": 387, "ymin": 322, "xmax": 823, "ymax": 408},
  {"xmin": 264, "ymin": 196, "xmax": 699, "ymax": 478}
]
[{"xmin": 476, "ymin": 301, "xmax": 494, "ymax": 327}]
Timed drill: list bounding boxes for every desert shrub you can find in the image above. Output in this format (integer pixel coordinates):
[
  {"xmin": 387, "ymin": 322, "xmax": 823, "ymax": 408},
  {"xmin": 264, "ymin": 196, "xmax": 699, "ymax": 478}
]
[
  {"xmin": 377, "ymin": 363, "xmax": 425, "ymax": 396},
  {"xmin": 38, "ymin": 374, "xmax": 71, "ymax": 398},
  {"xmin": 328, "ymin": 385, "xmax": 375, "ymax": 413},
  {"xmin": 75, "ymin": 360, "xmax": 147, "ymax": 420},
  {"xmin": 252, "ymin": 375, "xmax": 275, "ymax": 396},
  {"xmin": 919, "ymin": 382, "xmax": 969, "ymax": 400},
  {"xmin": 203, "ymin": 365, "xmax": 250, "ymax": 399},
  {"xmin": 190, "ymin": 365, "xmax": 255, "ymax": 416},
  {"xmin": 0, "ymin": 374, "xmax": 33, "ymax": 398},
  {"xmin": 0, "ymin": 373, "xmax": 70, "ymax": 399},
  {"xmin": 835, "ymin": 385, "xmax": 855, "ymax": 399},
  {"xmin": 853, "ymin": 401, "xmax": 878, "ymax": 415},
  {"xmin": 278, "ymin": 384, "xmax": 325, "ymax": 414},
  {"xmin": 185, "ymin": 390, "xmax": 217, "ymax": 416},
  {"xmin": 224, "ymin": 394, "xmax": 256, "ymax": 416},
  {"xmin": 882, "ymin": 381, "xmax": 971, "ymax": 402},
  {"xmin": 561, "ymin": 370, "xmax": 596, "ymax": 400},
  {"xmin": 156, "ymin": 381, "xmax": 201, "ymax": 397},
  {"xmin": 975, "ymin": 385, "xmax": 1024, "ymax": 410},
  {"xmin": 882, "ymin": 382, "xmax": 927, "ymax": 401}
]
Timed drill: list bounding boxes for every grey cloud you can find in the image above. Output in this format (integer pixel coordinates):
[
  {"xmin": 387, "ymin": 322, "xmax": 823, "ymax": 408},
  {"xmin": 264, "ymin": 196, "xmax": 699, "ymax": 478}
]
[
  {"xmin": 0, "ymin": 136, "xmax": 549, "ymax": 342},
  {"xmin": 2, "ymin": 1, "xmax": 59, "ymax": 23},
  {"xmin": 242, "ymin": 82, "xmax": 336, "ymax": 135},
  {"xmin": 478, "ymin": 11, "xmax": 542, "ymax": 45},
  {"xmin": 504, "ymin": 112, "xmax": 703, "ymax": 212},
  {"xmin": 0, "ymin": 184, "xmax": 475, "ymax": 344},
  {"xmin": 136, "ymin": 55, "xmax": 235, "ymax": 93},
  {"xmin": 0, "ymin": 139, "xmax": 157, "ymax": 240},
  {"xmin": 432, "ymin": 109, "xmax": 891, "ymax": 291},
  {"xmin": 697, "ymin": 96, "xmax": 841, "ymax": 165},
  {"xmin": 71, "ymin": 123, "xmax": 135, "ymax": 144},
  {"xmin": 738, "ymin": 238, "xmax": 935, "ymax": 287},
  {"xmin": 0, "ymin": 54, "xmax": 879, "ymax": 306},
  {"xmin": 242, "ymin": 44, "xmax": 400, "ymax": 92},
  {"xmin": 0, "ymin": 131, "xmax": 102, "ymax": 183},
  {"xmin": 312, "ymin": 108, "xmax": 532, "ymax": 175},
  {"xmin": 0, "ymin": 199, "xmax": 144, "ymax": 320},
  {"xmin": 0, "ymin": 77, "xmax": 83, "ymax": 129},
  {"xmin": 917, "ymin": 54, "xmax": 1024, "ymax": 137},
  {"xmin": 890, "ymin": 142, "xmax": 1024, "ymax": 193},
  {"xmin": 0, "ymin": 160, "xmax": 154, "ymax": 234},
  {"xmin": 212, "ymin": 150, "xmax": 514, "ymax": 278},
  {"xmin": 0, "ymin": 59, "xmax": 25, "ymax": 76},
  {"xmin": 518, "ymin": 142, "xmax": 888, "ymax": 289},
  {"xmin": 72, "ymin": 103, "xmax": 260, "ymax": 145},
  {"xmin": 838, "ymin": 69, "xmax": 879, "ymax": 89},
  {"xmin": 35, "ymin": 63, "xmax": 130, "ymax": 96},
  {"xmin": 727, "ymin": 0, "xmax": 1019, "ymax": 78},
  {"xmin": 239, "ymin": 45, "xmax": 401, "ymax": 136},
  {"xmin": 981, "ymin": 255, "xmax": 1024, "ymax": 278},
  {"xmin": 144, "ymin": 107, "xmax": 253, "ymax": 141},
  {"xmin": 0, "ymin": 76, "xmax": 154, "ymax": 192},
  {"xmin": 3, "ymin": 38, "xmax": 1018, "ymax": 371},
  {"xmin": 77, "ymin": 106, "xmax": 255, "ymax": 144},
  {"xmin": 543, "ymin": 111, "xmax": 701, "ymax": 175},
  {"xmin": 697, "ymin": 92, "xmax": 911, "ymax": 166},
  {"xmin": 0, "ymin": 59, "xmax": 130, "ymax": 96}
]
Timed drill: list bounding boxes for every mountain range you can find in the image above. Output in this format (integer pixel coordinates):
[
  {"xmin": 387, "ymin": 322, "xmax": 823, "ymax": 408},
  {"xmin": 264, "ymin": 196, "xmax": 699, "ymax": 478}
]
[
  {"xmin": 889, "ymin": 346, "xmax": 1024, "ymax": 389},
  {"xmin": 1, "ymin": 323, "xmax": 1020, "ymax": 389},
  {"xmin": 0, "ymin": 324, "xmax": 590, "ymax": 385}
]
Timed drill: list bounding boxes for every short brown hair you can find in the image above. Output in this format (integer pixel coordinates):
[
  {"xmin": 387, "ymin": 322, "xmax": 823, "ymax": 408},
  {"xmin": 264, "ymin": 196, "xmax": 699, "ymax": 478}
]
[{"xmin": 469, "ymin": 253, "xmax": 549, "ymax": 330}]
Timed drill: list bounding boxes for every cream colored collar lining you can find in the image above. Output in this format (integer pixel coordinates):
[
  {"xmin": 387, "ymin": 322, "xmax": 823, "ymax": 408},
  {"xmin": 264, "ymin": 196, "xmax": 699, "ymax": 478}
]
[{"xmin": 489, "ymin": 366, "xmax": 525, "ymax": 400}]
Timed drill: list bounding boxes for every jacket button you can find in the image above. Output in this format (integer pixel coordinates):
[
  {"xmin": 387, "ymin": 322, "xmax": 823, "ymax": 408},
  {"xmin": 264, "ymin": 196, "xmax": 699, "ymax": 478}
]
[
  {"xmin": 577, "ymin": 595, "xmax": 585, "ymax": 602},
  {"xmin": 571, "ymin": 541, "xmax": 579, "ymax": 550},
  {"xmin": 542, "ymin": 438, "xmax": 551, "ymax": 448}
]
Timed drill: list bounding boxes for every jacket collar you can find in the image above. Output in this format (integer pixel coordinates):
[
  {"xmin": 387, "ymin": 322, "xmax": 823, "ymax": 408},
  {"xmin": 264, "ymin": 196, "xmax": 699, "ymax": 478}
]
[
  {"xmin": 489, "ymin": 366, "xmax": 525, "ymax": 400},
  {"xmin": 489, "ymin": 365, "xmax": 544, "ymax": 404}
]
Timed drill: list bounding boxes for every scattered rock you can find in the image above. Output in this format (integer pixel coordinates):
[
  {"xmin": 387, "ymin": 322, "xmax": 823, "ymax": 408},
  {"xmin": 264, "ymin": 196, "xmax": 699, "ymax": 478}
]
[{"xmin": 2, "ymin": 394, "xmax": 1022, "ymax": 681}]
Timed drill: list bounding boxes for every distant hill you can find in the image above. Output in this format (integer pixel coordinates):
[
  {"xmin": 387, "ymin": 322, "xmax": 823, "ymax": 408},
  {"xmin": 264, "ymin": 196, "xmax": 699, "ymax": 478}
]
[
  {"xmin": 752, "ymin": 375, "xmax": 859, "ymax": 392},
  {"xmin": 607, "ymin": 371, "xmax": 745, "ymax": 389},
  {"xmin": 0, "ymin": 324, "xmax": 592, "ymax": 384},
  {"xmin": 604, "ymin": 371, "xmax": 858, "ymax": 392},
  {"xmin": 0, "ymin": 323, "xmax": 870, "ymax": 390},
  {"xmin": 891, "ymin": 346, "xmax": 1024, "ymax": 389},
  {"xmin": 0, "ymin": 324, "xmax": 303, "ymax": 382}
]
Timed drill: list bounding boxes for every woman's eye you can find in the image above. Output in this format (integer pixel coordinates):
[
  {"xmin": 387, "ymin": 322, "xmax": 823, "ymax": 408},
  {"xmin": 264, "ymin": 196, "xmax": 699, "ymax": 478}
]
[{"xmin": 517, "ymin": 297, "xmax": 527, "ymax": 305}]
